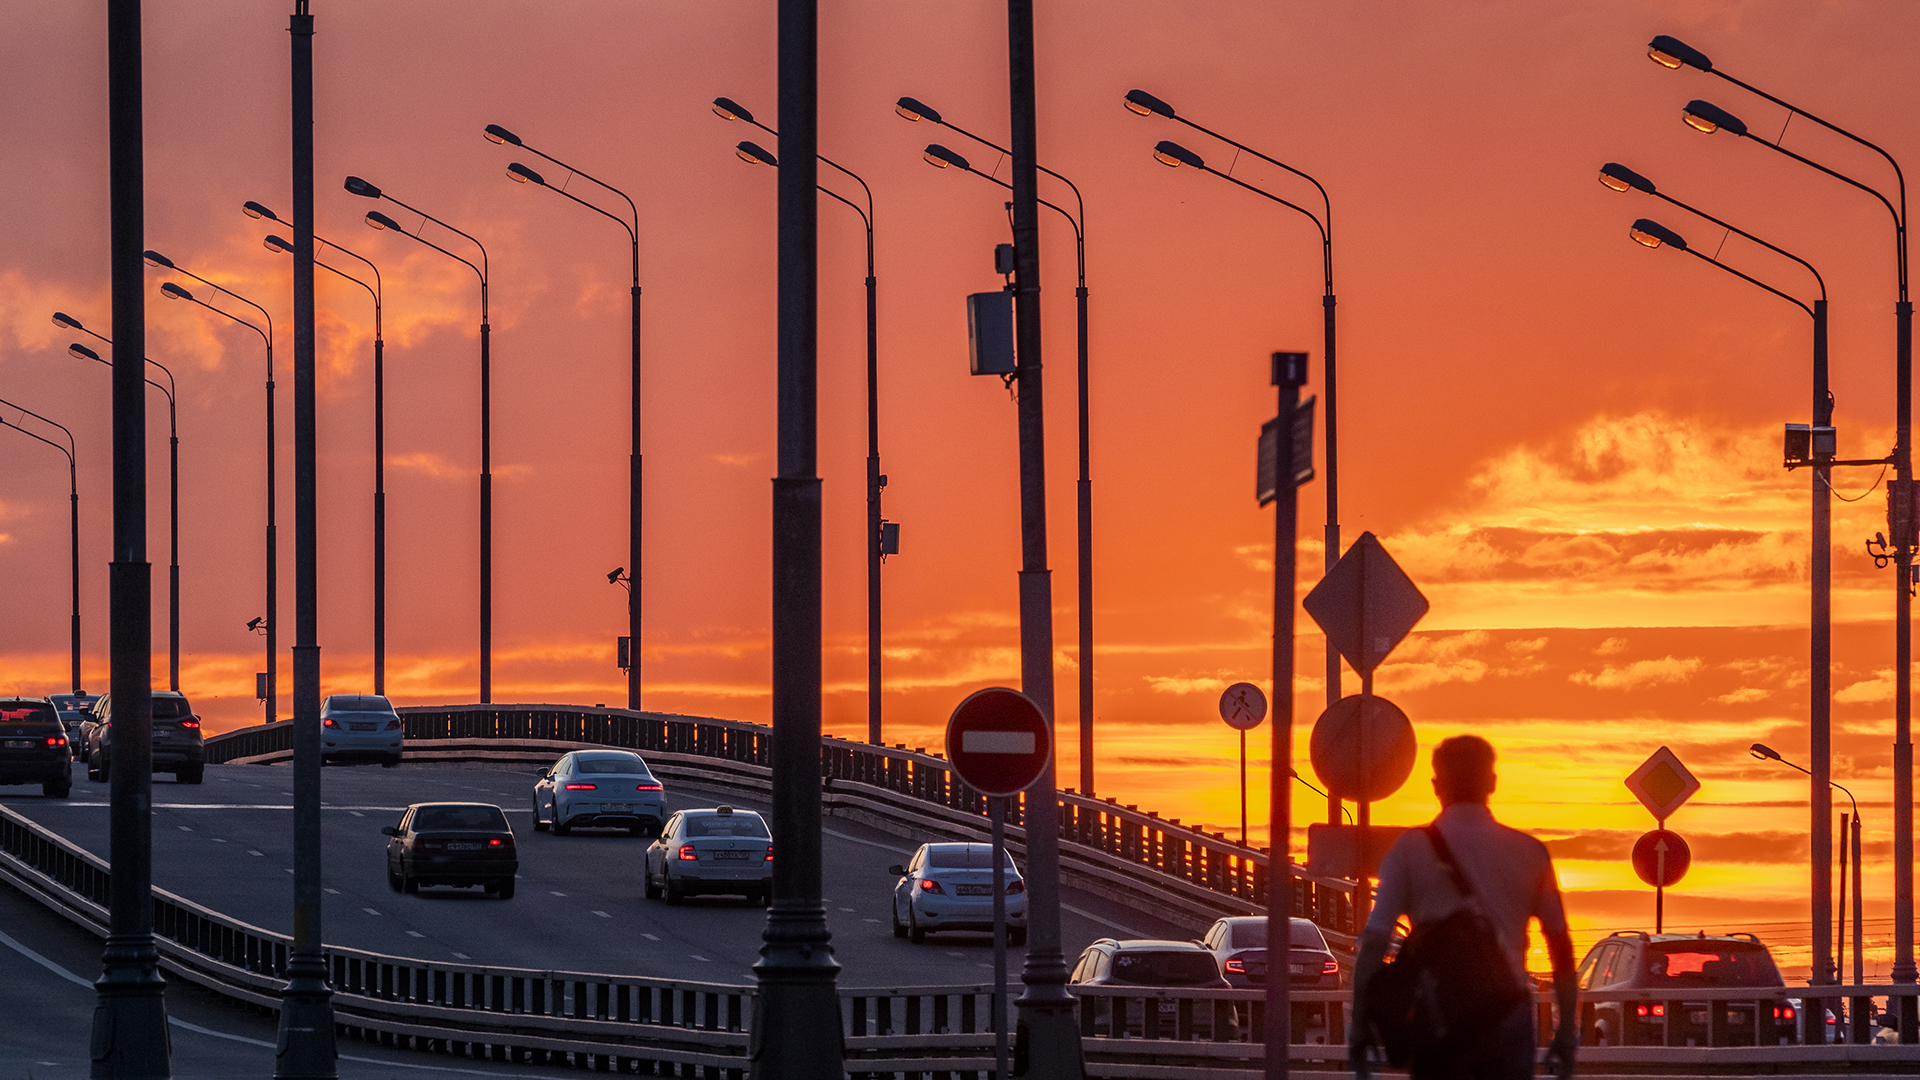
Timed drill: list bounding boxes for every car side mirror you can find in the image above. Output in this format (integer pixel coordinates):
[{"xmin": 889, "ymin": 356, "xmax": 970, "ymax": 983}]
[
  {"xmin": 380, "ymin": 826, "xmax": 398, "ymax": 837},
  {"xmin": 888, "ymin": 865, "xmax": 905, "ymax": 876}
]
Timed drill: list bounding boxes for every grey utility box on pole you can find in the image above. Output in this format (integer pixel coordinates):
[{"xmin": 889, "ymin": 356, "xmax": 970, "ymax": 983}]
[{"xmin": 968, "ymin": 290, "xmax": 1015, "ymax": 375}]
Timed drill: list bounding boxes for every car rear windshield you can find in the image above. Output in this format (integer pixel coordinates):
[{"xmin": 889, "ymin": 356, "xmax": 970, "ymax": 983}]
[
  {"xmin": 1228, "ymin": 921, "xmax": 1328, "ymax": 949},
  {"xmin": 151, "ymin": 698, "xmax": 192, "ymax": 720},
  {"xmin": 1642, "ymin": 942, "xmax": 1783, "ymax": 986},
  {"xmin": 684, "ymin": 814, "xmax": 770, "ymax": 838},
  {"xmin": 413, "ymin": 806, "xmax": 508, "ymax": 831},
  {"xmin": 0, "ymin": 704, "xmax": 59, "ymax": 725},
  {"xmin": 327, "ymin": 695, "xmax": 392, "ymax": 713},
  {"xmin": 1110, "ymin": 950, "xmax": 1220, "ymax": 987},
  {"xmin": 928, "ymin": 846, "xmax": 1016, "ymax": 868},
  {"xmin": 576, "ymin": 755, "xmax": 648, "ymax": 775}
]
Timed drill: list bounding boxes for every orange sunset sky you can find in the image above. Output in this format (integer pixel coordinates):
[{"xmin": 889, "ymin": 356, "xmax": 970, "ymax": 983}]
[{"xmin": 4, "ymin": 1, "xmax": 1919, "ymax": 976}]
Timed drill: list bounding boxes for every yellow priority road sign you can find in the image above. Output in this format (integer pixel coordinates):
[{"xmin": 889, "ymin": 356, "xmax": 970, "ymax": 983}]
[{"xmin": 1625, "ymin": 746, "xmax": 1700, "ymax": 823}]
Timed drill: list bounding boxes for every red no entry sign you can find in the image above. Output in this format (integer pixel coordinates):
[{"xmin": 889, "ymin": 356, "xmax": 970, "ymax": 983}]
[{"xmin": 945, "ymin": 687, "xmax": 1052, "ymax": 797}]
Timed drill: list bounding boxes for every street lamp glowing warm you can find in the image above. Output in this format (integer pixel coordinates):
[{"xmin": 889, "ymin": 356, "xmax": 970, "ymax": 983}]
[
  {"xmin": 894, "ymin": 96, "xmax": 941, "ymax": 124},
  {"xmin": 1629, "ymin": 218, "xmax": 1687, "ymax": 251},
  {"xmin": 159, "ymin": 281, "xmax": 194, "ymax": 301},
  {"xmin": 243, "ymin": 200, "xmax": 281, "ymax": 222},
  {"xmin": 711, "ymin": 97, "xmax": 753, "ymax": 124},
  {"xmin": 263, "ymin": 234, "xmax": 293, "ymax": 254},
  {"xmin": 1751, "ymin": 742, "xmax": 1784, "ymax": 762},
  {"xmin": 1683, "ymin": 99, "xmax": 1747, "ymax": 137},
  {"xmin": 68, "ymin": 342, "xmax": 101, "ymax": 362},
  {"xmin": 506, "ymin": 162, "xmax": 545, "ymax": 186},
  {"xmin": 923, "ymin": 143, "xmax": 969, "ymax": 171},
  {"xmin": 365, "ymin": 210, "xmax": 402, "ymax": 232},
  {"xmin": 1152, "ymin": 140, "xmax": 1204, "ymax": 170},
  {"xmin": 735, "ymin": 141, "xmax": 777, "ymax": 168},
  {"xmin": 51, "ymin": 311, "xmax": 82, "ymax": 331},
  {"xmin": 1647, "ymin": 34, "xmax": 1712, "ymax": 72},
  {"xmin": 1598, "ymin": 162, "xmax": 1656, "ymax": 195},
  {"xmin": 142, "ymin": 249, "xmax": 175, "ymax": 269},
  {"xmin": 1124, "ymin": 89, "xmax": 1175, "ymax": 118},
  {"xmin": 483, "ymin": 123, "xmax": 522, "ymax": 146}
]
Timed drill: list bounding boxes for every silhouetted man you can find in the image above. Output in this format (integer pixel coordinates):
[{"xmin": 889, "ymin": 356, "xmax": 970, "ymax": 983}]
[{"xmin": 1351, "ymin": 735, "xmax": 1578, "ymax": 1080}]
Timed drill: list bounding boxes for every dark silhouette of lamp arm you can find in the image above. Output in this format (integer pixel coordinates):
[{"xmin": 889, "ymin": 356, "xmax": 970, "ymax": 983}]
[
  {"xmin": 54, "ymin": 313, "xmax": 176, "ymax": 403},
  {"xmin": 486, "ymin": 124, "xmax": 640, "ymax": 285},
  {"xmin": 896, "ymin": 95, "xmax": 1085, "ymax": 232},
  {"xmin": 245, "ymin": 200, "xmax": 383, "ymax": 294},
  {"xmin": 1124, "ymin": 88, "xmax": 1332, "ymax": 251},
  {"xmin": 922, "ymin": 143, "xmax": 1082, "ymax": 250},
  {"xmin": 1753, "ymin": 742, "xmax": 1860, "ymax": 820},
  {"xmin": 1151, "ymin": 139, "xmax": 1329, "ymax": 258},
  {"xmin": 1600, "ymin": 163, "xmax": 1826, "ymax": 302},
  {"xmin": 144, "ymin": 248, "xmax": 274, "ymax": 345},
  {"xmin": 1627, "ymin": 217, "xmax": 1814, "ymax": 319},
  {"xmin": 713, "ymin": 97, "xmax": 874, "ymax": 223},
  {"xmin": 344, "ymin": 176, "xmax": 489, "ymax": 291}
]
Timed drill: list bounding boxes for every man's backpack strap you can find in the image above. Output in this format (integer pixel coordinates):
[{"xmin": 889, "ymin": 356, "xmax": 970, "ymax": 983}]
[{"xmin": 1422, "ymin": 824, "xmax": 1476, "ymax": 900}]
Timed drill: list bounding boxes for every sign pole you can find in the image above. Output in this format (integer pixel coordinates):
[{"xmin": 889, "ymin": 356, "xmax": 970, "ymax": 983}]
[
  {"xmin": 991, "ymin": 796, "xmax": 1010, "ymax": 1080},
  {"xmin": 1654, "ymin": 822, "xmax": 1666, "ymax": 934},
  {"xmin": 1267, "ymin": 352, "xmax": 1306, "ymax": 1080},
  {"xmin": 1240, "ymin": 729, "xmax": 1248, "ymax": 846}
]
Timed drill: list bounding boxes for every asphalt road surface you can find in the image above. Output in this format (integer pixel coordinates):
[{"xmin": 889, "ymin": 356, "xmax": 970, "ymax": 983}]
[{"xmin": 0, "ymin": 761, "xmax": 1182, "ymax": 990}]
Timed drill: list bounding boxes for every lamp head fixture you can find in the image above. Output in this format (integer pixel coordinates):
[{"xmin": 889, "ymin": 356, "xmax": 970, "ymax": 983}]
[
  {"xmin": 141, "ymin": 249, "xmax": 174, "ymax": 269},
  {"xmin": 506, "ymin": 162, "xmax": 545, "ymax": 186},
  {"xmin": 923, "ymin": 143, "xmax": 969, "ymax": 171},
  {"xmin": 1648, "ymin": 34, "xmax": 1713, "ymax": 72},
  {"xmin": 365, "ymin": 210, "xmax": 402, "ymax": 232},
  {"xmin": 1599, "ymin": 162, "xmax": 1656, "ymax": 195},
  {"xmin": 711, "ymin": 96, "xmax": 753, "ymax": 123},
  {"xmin": 68, "ymin": 342, "xmax": 101, "ymax": 362},
  {"xmin": 1124, "ymin": 89, "xmax": 1176, "ymax": 118},
  {"xmin": 242, "ymin": 200, "xmax": 281, "ymax": 222},
  {"xmin": 343, "ymin": 175, "xmax": 382, "ymax": 199},
  {"xmin": 894, "ymin": 96, "xmax": 941, "ymax": 124},
  {"xmin": 51, "ymin": 311, "xmax": 83, "ymax": 331},
  {"xmin": 1629, "ymin": 218, "xmax": 1687, "ymax": 251},
  {"xmin": 735, "ymin": 140, "xmax": 778, "ymax": 167},
  {"xmin": 263, "ymin": 234, "xmax": 293, "ymax": 254},
  {"xmin": 1683, "ymin": 99, "xmax": 1747, "ymax": 137},
  {"xmin": 1152, "ymin": 140, "xmax": 1204, "ymax": 170},
  {"xmin": 1750, "ymin": 742, "xmax": 1782, "ymax": 762},
  {"xmin": 483, "ymin": 123, "xmax": 522, "ymax": 146},
  {"xmin": 159, "ymin": 281, "xmax": 195, "ymax": 302}
]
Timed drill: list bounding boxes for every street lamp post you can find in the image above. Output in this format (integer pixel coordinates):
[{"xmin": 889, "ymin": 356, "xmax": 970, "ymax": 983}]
[
  {"xmin": 1126, "ymin": 90, "xmax": 1344, "ymax": 822},
  {"xmin": 345, "ymin": 176, "xmax": 494, "ymax": 703},
  {"xmin": 148, "ymin": 254, "xmax": 277, "ymax": 725},
  {"xmin": 899, "ymin": 96, "xmax": 1100, "ymax": 797},
  {"xmin": 56, "ymin": 317, "xmax": 177, "ymax": 693},
  {"xmin": 252, "ymin": 203, "xmax": 388, "ymax": 696},
  {"xmin": 1651, "ymin": 38, "xmax": 1914, "ymax": 1031},
  {"xmin": 1754, "ymin": 742, "xmax": 1868, "ymax": 1039},
  {"xmin": 1627, "ymin": 214, "xmax": 1843, "ymax": 1029},
  {"xmin": 716, "ymin": 97, "xmax": 889, "ymax": 747},
  {"xmin": 482, "ymin": 125, "xmax": 644, "ymax": 711},
  {"xmin": 0, "ymin": 401, "xmax": 81, "ymax": 695}
]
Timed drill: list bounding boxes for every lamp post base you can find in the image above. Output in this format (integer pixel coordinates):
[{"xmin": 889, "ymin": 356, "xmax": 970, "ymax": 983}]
[
  {"xmin": 1013, "ymin": 980, "xmax": 1085, "ymax": 1080},
  {"xmin": 90, "ymin": 935, "xmax": 170, "ymax": 1080},
  {"xmin": 751, "ymin": 904, "xmax": 843, "ymax": 1080},
  {"xmin": 272, "ymin": 955, "xmax": 336, "ymax": 1079}
]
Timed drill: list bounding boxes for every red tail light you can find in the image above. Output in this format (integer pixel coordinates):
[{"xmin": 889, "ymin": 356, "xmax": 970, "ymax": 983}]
[
  {"xmin": 1006, "ymin": 879, "xmax": 1025, "ymax": 894},
  {"xmin": 678, "ymin": 845, "xmax": 698, "ymax": 861},
  {"xmin": 1224, "ymin": 959, "xmax": 1246, "ymax": 974},
  {"xmin": 384, "ymin": 718, "xmax": 401, "ymax": 730},
  {"xmin": 46, "ymin": 736, "xmax": 67, "ymax": 747},
  {"xmin": 488, "ymin": 838, "xmax": 502, "ymax": 846},
  {"xmin": 920, "ymin": 879, "xmax": 945, "ymax": 894},
  {"xmin": 636, "ymin": 783, "xmax": 663, "ymax": 791},
  {"xmin": 178, "ymin": 719, "xmax": 199, "ymax": 729},
  {"xmin": 322, "ymin": 717, "xmax": 337, "ymax": 728},
  {"xmin": 765, "ymin": 845, "xmax": 774, "ymax": 861},
  {"xmin": 564, "ymin": 783, "xmax": 597, "ymax": 791},
  {"xmin": 1774, "ymin": 1006, "xmax": 1795, "ymax": 1020},
  {"xmin": 1635, "ymin": 1004, "xmax": 1667, "ymax": 1018},
  {"xmin": 1321, "ymin": 960, "xmax": 1339, "ymax": 975}
]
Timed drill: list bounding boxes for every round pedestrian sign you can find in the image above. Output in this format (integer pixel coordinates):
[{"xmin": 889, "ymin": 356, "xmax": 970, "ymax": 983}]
[
  {"xmin": 1631, "ymin": 829, "xmax": 1691, "ymax": 888},
  {"xmin": 1219, "ymin": 682, "xmax": 1268, "ymax": 731},
  {"xmin": 945, "ymin": 687, "xmax": 1052, "ymax": 797}
]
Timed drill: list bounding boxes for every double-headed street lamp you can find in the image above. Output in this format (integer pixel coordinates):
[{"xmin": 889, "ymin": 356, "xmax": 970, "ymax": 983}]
[
  {"xmin": 482, "ymin": 124, "xmax": 646, "ymax": 712},
  {"xmin": 56, "ymin": 314, "xmax": 179, "ymax": 692},
  {"xmin": 344, "ymin": 175, "xmax": 496, "ymax": 703},
  {"xmin": 250, "ymin": 200, "xmax": 392, "ymax": 697},
  {"xmin": 1650, "ymin": 36, "xmax": 1915, "ymax": 1026},
  {"xmin": 716, "ymin": 96, "xmax": 891, "ymax": 747},
  {"xmin": 901, "ymin": 94, "xmax": 1102, "ymax": 797},
  {"xmin": 1754, "ymin": 742, "xmax": 1868, "ymax": 1037},
  {"xmin": 0, "ymin": 399, "xmax": 81, "ymax": 694},
  {"xmin": 147, "ymin": 251, "xmax": 279, "ymax": 724}
]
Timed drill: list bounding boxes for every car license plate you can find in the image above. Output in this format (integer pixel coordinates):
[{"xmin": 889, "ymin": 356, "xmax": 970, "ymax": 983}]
[
  {"xmin": 1289, "ymin": 963, "xmax": 1307, "ymax": 974},
  {"xmin": 349, "ymin": 722, "xmax": 377, "ymax": 731},
  {"xmin": 956, "ymin": 884, "xmax": 994, "ymax": 896},
  {"xmin": 604, "ymin": 804, "xmax": 631, "ymax": 813},
  {"xmin": 712, "ymin": 850, "xmax": 750, "ymax": 860},
  {"xmin": 447, "ymin": 842, "xmax": 483, "ymax": 851},
  {"xmin": 3, "ymin": 740, "xmax": 30, "ymax": 749}
]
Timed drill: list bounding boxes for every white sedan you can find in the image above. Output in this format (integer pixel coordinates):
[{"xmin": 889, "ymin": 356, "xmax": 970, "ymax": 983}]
[
  {"xmin": 890, "ymin": 842, "xmax": 1027, "ymax": 944},
  {"xmin": 531, "ymin": 750, "xmax": 665, "ymax": 836}
]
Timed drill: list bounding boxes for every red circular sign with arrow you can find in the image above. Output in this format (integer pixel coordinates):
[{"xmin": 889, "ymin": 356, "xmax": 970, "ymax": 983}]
[
  {"xmin": 1632, "ymin": 828, "xmax": 1691, "ymax": 888},
  {"xmin": 945, "ymin": 687, "xmax": 1052, "ymax": 798}
]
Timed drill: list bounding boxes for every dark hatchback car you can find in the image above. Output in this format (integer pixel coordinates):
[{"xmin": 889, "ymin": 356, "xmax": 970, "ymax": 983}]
[
  {"xmin": 1580, "ymin": 932, "xmax": 1794, "ymax": 1046},
  {"xmin": 0, "ymin": 698, "xmax": 73, "ymax": 798},
  {"xmin": 384, "ymin": 802, "xmax": 518, "ymax": 898},
  {"xmin": 46, "ymin": 693, "xmax": 97, "ymax": 747},
  {"xmin": 1070, "ymin": 938, "xmax": 1234, "ymax": 1039},
  {"xmin": 86, "ymin": 690, "xmax": 204, "ymax": 784}
]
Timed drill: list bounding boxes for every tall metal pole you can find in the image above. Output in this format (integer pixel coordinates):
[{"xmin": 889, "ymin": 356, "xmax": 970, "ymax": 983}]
[
  {"xmin": 1005, "ymin": 3, "xmax": 1082, "ymax": 1075},
  {"xmin": 276, "ymin": 4, "xmax": 335, "ymax": 1074},
  {"xmin": 1812, "ymin": 299, "xmax": 1835, "ymax": 1022},
  {"xmin": 630, "ymin": 279, "xmax": 642, "ymax": 711},
  {"xmin": 267, "ymin": 344, "xmax": 279, "ymax": 723},
  {"xmin": 71, "ymin": 455, "xmax": 82, "ymax": 692},
  {"xmin": 374, "ymin": 307, "xmax": 386, "ymax": 695},
  {"xmin": 1323, "ymin": 293, "xmax": 1339, "ymax": 826},
  {"xmin": 866, "ymin": 233, "xmax": 883, "ymax": 746},
  {"xmin": 751, "ymin": 0, "xmax": 842, "ymax": 1075},
  {"xmin": 480, "ymin": 303, "xmax": 491, "ymax": 704},
  {"xmin": 92, "ymin": 0, "xmax": 169, "ymax": 1072},
  {"xmin": 1076, "ymin": 248, "xmax": 1093, "ymax": 797},
  {"xmin": 1895, "ymin": 293, "xmax": 1915, "ymax": 1036},
  {"xmin": 166, "ymin": 391, "xmax": 177, "ymax": 692},
  {"xmin": 1268, "ymin": 352, "xmax": 1304, "ymax": 1080}
]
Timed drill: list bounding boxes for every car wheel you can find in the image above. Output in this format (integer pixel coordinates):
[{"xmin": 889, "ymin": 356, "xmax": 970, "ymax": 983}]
[
  {"xmin": 495, "ymin": 877, "xmax": 515, "ymax": 900},
  {"xmin": 44, "ymin": 780, "xmax": 70, "ymax": 799},
  {"xmin": 891, "ymin": 899, "xmax": 907, "ymax": 939},
  {"xmin": 644, "ymin": 867, "xmax": 662, "ymax": 900},
  {"xmin": 532, "ymin": 800, "xmax": 549, "ymax": 833},
  {"xmin": 663, "ymin": 871, "xmax": 684, "ymax": 906},
  {"xmin": 908, "ymin": 910, "xmax": 927, "ymax": 944},
  {"xmin": 388, "ymin": 866, "xmax": 402, "ymax": 893},
  {"xmin": 553, "ymin": 814, "xmax": 572, "ymax": 836},
  {"xmin": 403, "ymin": 864, "xmax": 419, "ymax": 895},
  {"xmin": 1009, "ymin": 927, "xmax": 1027, "ymax": 947}
]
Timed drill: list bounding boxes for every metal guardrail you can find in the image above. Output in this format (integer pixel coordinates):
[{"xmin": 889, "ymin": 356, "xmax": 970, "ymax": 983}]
[{"xmin": 206, "ymin": 704, "xmax": 1358, "ymax": 941}]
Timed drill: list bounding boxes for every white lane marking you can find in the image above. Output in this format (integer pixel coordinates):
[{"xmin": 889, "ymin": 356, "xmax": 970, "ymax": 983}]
[
  {"xmin": 362, "ymin": 908, "xmax": 381, "ymax": 916},
  {"xmin": 946, "ymin": 950, "xmax": 965, "ymax": 957},
  {"xmin": 821, "ymin": 827, "xmax": 911, "ymax": 858},
  {"xmin": 641, "ymin": 933, "xmax": 660, "ymax": 942},
  {"xmin": 838, "ymin": 907, "xmax": 856, "ymax": 912},
  {"xmin": 406, "ymin": 931, "xmax": 425, "ymax": 938},
  {"xmin": 324, "ymin": 888, "xmax": 340, "ymax": 895},
  {"xmin": 247, "ymin": 850, "xmax": 265, "ymax": 856},
  {"xmin": 1061, "ymin": 902, "xmax": 1149, "ymax": 939},
  {"xmin": 863, "ymin": 918, "xmax": 881, "ymax": 924},
  {"xmin": 593, "ymin": 910, "xmax": 611, "ymax": 918},
  {"xmin": 0, "ymin": 927, "xmax": 91, "ymax": 987},
  {"xmin": 210, "ymin": 838, "xmax": 227, "ymax": 843},
  {"xmin": 453, "ymin": 952, "xmax": 470, "ymax": 959},
  {"xmin": 176, "ymin": 825, "xmax": 192, "ymax": 831},
  {"xmin": 349, "ymin": 810, "xmax": 364, "ymax": 817},
  {"xmin": 283, "ymin": 868, "xmax": 294, "ymax": 875},
  {"xmin": 690, "ymin": 954, "xmax": 711, "ymax": 962},
  {"xmin": 548, "ymin": 891, "xmax": 567, "ymax": 896}
]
